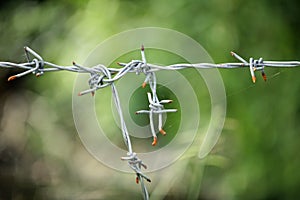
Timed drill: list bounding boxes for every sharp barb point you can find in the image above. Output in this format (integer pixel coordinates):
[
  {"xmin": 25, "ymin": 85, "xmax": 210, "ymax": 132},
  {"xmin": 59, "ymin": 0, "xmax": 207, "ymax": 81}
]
[
  {"xmin": 8, "ymin": 76, "xmax": 17, "ymax": 81},
  {"xmin": 159, "ymin": 129, "xmax": 166, "ymax": 135},
  {"xmin": 263, "ymin": 76, "xmax": 267, "ymax": 81},
  {"xmin": 152, "ymin": 137, "xmax": 157, "ymax": 146},
  {"xmin": 142, "ymin": 82, "xmax": 147, "ymax": 88},
  {"xmin": 142, "ymin": 164, "xmax": 147, "ymax": 169},
  {"xmin": 262, "ymin": 72, "xmax": 267, "ymax": 81}
]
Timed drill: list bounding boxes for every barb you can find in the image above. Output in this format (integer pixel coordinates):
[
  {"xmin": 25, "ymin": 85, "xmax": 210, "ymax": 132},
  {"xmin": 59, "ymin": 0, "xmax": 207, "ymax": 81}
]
[
  {"xmin": 134, "ymin": 46, "xmax": 177, "ymax": 146},
  {"xmin": 1, "ymin": 46, "xmax": 300, "ymax": 199},
  {"xmin": 2, "ymin": 46, "xmax": 299, "ymax": 85}
]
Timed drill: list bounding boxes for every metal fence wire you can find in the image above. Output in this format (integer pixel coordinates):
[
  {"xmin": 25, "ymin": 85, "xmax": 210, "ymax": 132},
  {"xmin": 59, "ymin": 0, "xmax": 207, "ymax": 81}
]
[{"xmin": 1, "ymin": 46, "xmax": 300, "ymax": 200}]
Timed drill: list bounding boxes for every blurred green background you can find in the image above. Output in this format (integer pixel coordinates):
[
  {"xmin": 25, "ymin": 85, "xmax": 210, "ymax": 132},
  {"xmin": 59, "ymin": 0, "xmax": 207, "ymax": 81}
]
[{"xmin": 1, "ymin": 0, "xmax": 300, "ymax": 199}]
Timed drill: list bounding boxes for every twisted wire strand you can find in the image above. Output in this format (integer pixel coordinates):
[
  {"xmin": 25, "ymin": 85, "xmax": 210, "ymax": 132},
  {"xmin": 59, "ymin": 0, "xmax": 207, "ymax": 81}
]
[
  {"xmin": 1, "ymin": 46, "xmax": 300, "ymax": 200},
  {"xmin": 1, "ymin": 47, "xmax": 299, "ymax": 83},
  {"xmin": 134, "ymin": 46, "xmax": 177, "ymax": 146}
]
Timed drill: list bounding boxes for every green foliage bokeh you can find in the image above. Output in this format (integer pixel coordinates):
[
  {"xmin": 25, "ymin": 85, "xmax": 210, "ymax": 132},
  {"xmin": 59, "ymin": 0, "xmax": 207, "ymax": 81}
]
[{"xmin": 0, "ymin": 0, "xmax": 300, "ymax": 199}]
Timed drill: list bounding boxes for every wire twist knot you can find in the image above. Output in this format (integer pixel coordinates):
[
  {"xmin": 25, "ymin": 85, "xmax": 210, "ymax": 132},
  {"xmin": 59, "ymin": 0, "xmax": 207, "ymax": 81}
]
[
  {"xmin": 231, "ymin": 51, "xmax": 267, "ymax": 83},
  {"xmin": 121, "ymin": 152, "xmax": 151, "ymax": 184}
]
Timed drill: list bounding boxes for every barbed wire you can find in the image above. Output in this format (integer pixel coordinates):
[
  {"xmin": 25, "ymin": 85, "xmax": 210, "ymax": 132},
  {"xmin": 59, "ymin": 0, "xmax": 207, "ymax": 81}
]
[{"xmin": 1, "ymin": 46, "xmax": 300, "ymax": 200}]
